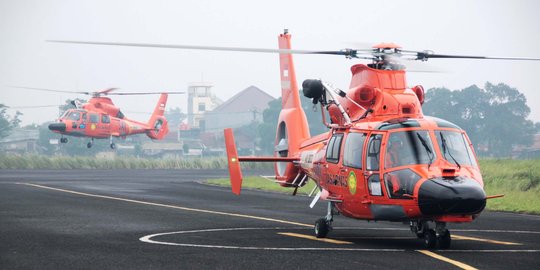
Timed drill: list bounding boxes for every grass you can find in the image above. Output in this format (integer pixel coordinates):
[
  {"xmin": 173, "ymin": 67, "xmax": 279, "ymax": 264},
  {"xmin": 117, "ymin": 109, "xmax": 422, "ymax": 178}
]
[
  {"xmin": 0, "ymin": 154, "xmax": 271, "ymax": 170},
  {"xmin": 206, "ymin": 176, "xmax": 317, "ymax": 196},
  {"xmin": 479, "ymin": 159, "xmax": 540, "ymax": 214}
]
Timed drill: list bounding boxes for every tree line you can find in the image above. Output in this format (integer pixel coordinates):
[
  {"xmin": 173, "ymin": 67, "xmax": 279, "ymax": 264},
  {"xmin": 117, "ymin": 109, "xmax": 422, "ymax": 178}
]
[{"xmin": 257, "ymin": 82, "xmax": 538, "ymax": 158}]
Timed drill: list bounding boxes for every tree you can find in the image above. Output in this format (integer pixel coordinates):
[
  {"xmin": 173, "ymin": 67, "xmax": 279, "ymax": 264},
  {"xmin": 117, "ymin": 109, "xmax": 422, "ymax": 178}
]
[
  {"xmin": 0, "ymin": 104, "xmax": 22, "ymax": 139},
  {"xmin": 258, "ymin": 92, "xmax": 330, "ymax": 154},
  {"xmin": 164, "ymin": 107, "xmax": 186, "ymax": 130},
  {"xmin": 423, "ymin": 83, "xmax": 536, "ymax": 157}
]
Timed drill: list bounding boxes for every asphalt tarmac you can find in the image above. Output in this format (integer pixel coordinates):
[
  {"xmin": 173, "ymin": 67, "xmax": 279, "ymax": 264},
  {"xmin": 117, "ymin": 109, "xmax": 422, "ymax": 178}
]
[{"xmin": 1, "ymin": 169, "xmax": 539, "ymax": 269}]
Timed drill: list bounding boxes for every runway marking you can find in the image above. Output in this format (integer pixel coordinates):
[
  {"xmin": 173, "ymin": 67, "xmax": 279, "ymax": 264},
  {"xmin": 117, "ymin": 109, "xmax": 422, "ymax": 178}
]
[
  {"xmin": 18, "ymin": 183, "xmax": 311, "ymax": 227},
  {"xmin": 140, "ymin": 227, "xmax": 402, "ymax": 251},
  {"xmin": 417, "ymin": 250, "xmax": 478, "ymax": 270},
  {"xmin": 452, "ymin": 234, "xmax": 521, "ymax": 246},
  {"xmin": 278, "ymin": 232, "xmax": 353, "ymax": 244},
  {"xmin": 18, "ymin": 182, "xmax": 538, "ymax": 269}
]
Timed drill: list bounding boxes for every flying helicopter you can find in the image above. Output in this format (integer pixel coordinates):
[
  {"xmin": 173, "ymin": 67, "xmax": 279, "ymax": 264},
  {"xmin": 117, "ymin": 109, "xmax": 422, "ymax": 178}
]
[
  {"xmin": 48, "ymin": 30, "xmax": 539, "ymax": 248},
  {"xmin": 9, "ymin": 86, "xmax": 184, "ymax": 149}
]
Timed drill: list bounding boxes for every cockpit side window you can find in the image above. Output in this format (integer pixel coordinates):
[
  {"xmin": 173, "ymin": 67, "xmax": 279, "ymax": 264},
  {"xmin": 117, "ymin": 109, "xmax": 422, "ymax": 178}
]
[{"xmin": 366, "ymin": 134, "xmax": 382, "ymax": 171}]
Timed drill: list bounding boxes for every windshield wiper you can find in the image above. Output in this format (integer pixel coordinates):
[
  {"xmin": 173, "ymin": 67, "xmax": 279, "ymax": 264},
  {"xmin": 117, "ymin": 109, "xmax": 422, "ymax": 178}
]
[
  {"xmin": 439, "ymin": 132, "xmax": 461, "ymax": 169},
  {"xmin": 416, "ymin": 133, "xmax": 434, "ymax": 168}
]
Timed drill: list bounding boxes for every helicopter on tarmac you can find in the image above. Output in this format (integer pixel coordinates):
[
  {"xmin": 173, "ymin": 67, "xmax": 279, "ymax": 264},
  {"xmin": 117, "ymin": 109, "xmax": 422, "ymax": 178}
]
[
  {"xmin": 9, "ymin": 86, "xmax": 184, "ymax": 149},
  {"xmin": 48, "ymin": 30, "xmax": 539, "ymax": 248}
]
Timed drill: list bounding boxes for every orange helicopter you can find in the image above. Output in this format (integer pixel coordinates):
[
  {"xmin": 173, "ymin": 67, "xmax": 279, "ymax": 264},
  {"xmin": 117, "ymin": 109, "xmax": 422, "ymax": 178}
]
[
  {"xmin": 10, "ymin": 86, "xmax": 183, "ymax": 149},
  {"xmin": 49, "ymin": 31, "xmax": 539, "ymax": 248}
]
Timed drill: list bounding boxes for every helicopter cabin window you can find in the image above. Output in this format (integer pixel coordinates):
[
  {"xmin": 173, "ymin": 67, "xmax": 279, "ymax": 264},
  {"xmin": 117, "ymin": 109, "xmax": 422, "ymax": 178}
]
[
  {"xmin": 101, "ymin": 114, "xmax": 110, "ymax": 124},
  {"xmin": 68, "ymin": 111, "xmax": 81, "ymax": 121},
  {"xmin": 89, "ymin": 114, "xmax": 99, "ymax": 123},
  {"xmin": 343, "ymin": 132, "xmax": 366, "ymax": 169},
  {"xmin": 385, "ymin": 130, "xmax": 436, "ymax": 169},
  {"xmin": 435, "ymin": 130, "xmax": 476, "ymax": 167},
  {"xmin": 326, "ymin": 134, "xmax": 343, "ymax": 164},
  {"xmin": 82, "ymin": 113, "xmax": 87, "ymax": 122},
  {"xmin": 366, "ymin": 134, "xmax": 383, "ymax": 171},
  {"xmin": 367, "ymin": 174, "xmax": 382, "ymax": 196}
]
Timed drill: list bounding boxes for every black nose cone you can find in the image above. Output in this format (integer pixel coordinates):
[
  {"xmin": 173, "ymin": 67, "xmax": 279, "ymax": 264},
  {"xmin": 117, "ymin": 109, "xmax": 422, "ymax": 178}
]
[
  {"xmin": 418, "ymin": 177, "xmax": 486, "ymax": 216},
  {"xmin": 48, "ymin": 122, "xmax": 66, "ymax": 132}
]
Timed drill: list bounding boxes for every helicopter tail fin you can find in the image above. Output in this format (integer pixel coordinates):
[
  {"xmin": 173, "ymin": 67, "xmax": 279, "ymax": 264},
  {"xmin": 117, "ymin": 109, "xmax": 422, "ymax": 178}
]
[
  {"xmin": 146, "ymin": 93, "xmax": 169, "ymax": 140},
  {"xmin": 274, "ymin": 31, "xmax": 310, "ymax": 182}
]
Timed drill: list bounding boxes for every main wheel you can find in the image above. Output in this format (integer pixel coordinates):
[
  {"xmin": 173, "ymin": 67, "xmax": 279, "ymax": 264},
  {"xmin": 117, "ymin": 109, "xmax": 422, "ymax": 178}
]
[
  {"xmin": 110, "ymin": 143, "xmax": 116, "ymax": 149},
  {"xmin": 87, "ymin": 142, "xmax": 92, "ymax": 148},
  {"xmin": 60, "ymin": 138, "xmax": 68, "ymax": 143},
  {"xmin": 438, "ymin": 229, "xmax": 451, "ymax": 249},
  {"xmin": 314, "ymin": 218, "xmax": 329, "ymax": 238},
  {"xmin": 424, "ymin": 229, "xmax": 437, "ymax": 249}
]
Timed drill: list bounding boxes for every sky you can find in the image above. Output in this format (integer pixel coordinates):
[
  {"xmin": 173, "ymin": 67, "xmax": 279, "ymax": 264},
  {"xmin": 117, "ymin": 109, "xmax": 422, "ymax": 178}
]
[{"xmin": 1, "ymin": 0, "xmax": 539, "ymax": 125}]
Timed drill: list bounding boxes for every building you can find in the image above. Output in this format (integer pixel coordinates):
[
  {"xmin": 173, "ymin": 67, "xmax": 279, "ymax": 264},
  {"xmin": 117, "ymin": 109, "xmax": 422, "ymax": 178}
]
[
  {"xmin": 0, "ymin": 128, "xmax": 40, "ymax": 154},
  {"xmin": 187, "ymin": 83, "xmax": 222, "ymax": 131},
  {"xmin": 204, "ymin": 85, "xmax": 275, "ymax": 132}
]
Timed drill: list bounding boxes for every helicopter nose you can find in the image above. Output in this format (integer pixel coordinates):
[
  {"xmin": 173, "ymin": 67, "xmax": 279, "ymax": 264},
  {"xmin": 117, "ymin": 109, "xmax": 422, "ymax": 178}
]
[
  {"xmin": 48, "ymin": 122, "xmax": 66, "ymax": 132},
  {"xmin": 418, "ymin": 177, "xmax": 486, "ymax": 216}
]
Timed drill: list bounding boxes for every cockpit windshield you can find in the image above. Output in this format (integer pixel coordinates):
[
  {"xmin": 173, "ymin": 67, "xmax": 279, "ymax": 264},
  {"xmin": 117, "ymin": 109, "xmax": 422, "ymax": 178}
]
[
  {"xmin": 435, "ymin": 130, "xmax": 477, "ymax": 167},
  {"xmin": 385, "ymin": 130, "xmax": 436, "ymax": 169},
  {"xmin": 63, "ymin": 110, "xmax": 85, "ymax": 121}
]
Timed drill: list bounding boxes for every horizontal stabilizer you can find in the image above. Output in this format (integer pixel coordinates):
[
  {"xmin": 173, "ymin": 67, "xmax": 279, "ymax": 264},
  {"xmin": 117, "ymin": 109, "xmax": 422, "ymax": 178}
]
[{"xmin": 224, "ymin": 128, "xmax": 243, "ymax": 195}]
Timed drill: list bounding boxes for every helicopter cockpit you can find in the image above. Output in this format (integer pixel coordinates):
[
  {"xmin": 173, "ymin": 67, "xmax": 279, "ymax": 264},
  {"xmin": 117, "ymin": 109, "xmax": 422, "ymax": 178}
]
[{"xmin": 382, "ymin": 127, "xmax": 478, "ymax": 200}]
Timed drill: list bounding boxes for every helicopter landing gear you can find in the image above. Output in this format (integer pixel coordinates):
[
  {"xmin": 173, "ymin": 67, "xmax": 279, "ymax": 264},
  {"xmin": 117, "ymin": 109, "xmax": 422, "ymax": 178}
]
[
  {"xmin": 109, "ymin": 136, "xmax": 116, "ymax": 149},
  {"xmin": 87, "ymin": 138, "xmax": 94, "ymax": 148},
  {"xmin": 314, "ymin": 202, "xmax": 334, "ymax": 238},
  {"xmin": 411, "ymin": 221, "xmax": 451, "ymax": 249},
  {"xmin": 60, "ymin": 137, "xmax": 68, "ymax": 144}
]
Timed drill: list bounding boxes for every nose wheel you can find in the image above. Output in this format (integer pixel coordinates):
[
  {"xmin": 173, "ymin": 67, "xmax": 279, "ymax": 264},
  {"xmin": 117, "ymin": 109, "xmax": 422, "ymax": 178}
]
[
  {"xmin": 411, "ymin": 221, "xmax": 452, "ymax": 249},
  {"xmin": 60, "ymin": 137, "xmax": 68, "ymax": 143}
]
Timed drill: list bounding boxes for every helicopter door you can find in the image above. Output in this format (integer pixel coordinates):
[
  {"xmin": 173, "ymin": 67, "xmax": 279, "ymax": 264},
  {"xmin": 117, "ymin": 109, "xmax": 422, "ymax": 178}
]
[
  {"xmin": 99, "ymin": 114, "xmax": 111, "ymax": 137},
  {"xmin": 324, "ymin": 133, "xmax": 344, "ymax": 195},
  {"xmin": 365, "ymin": 133, "xmax": 384, "ymax": 198}
]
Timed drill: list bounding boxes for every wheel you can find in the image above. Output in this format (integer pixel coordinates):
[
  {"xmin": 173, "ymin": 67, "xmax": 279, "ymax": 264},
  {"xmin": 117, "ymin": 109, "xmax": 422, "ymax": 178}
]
[
  {"xmin": 60, "ymin": 138, "xmax": 67, "ymax": 143},
  {"xmin": 110, "ymin": 143, "xmax": 116, "ymax": 149},
  {"xmin": 87, "ymin": 142, "xmax": 92, "ymax": 148},
  {"xmin": 438, "ymin": 229, "xmax": 451, "ymax": 249},
  {"xmin": 314, "ymin": 218, "xmax": 329, "ymax": 238},
  {"xmin": 424, "ymin": 229, "xmax": 437, "ymax": 249}
]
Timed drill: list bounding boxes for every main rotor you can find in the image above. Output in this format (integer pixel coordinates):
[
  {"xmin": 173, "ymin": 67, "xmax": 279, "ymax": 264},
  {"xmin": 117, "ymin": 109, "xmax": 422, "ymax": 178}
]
[{"xmin": 47, "ymin": 30, "xmax": 540, "ymax": 71}]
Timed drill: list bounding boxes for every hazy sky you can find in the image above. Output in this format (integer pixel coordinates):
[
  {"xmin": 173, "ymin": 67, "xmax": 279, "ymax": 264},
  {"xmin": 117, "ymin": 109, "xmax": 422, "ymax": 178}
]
[{"xmin": 1, "ymin": 0, "xmax": 539, "ymax": 125}]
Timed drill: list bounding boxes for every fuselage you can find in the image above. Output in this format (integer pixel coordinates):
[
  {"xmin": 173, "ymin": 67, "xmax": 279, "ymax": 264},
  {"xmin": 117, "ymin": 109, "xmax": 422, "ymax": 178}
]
[
  {"xmin": 49, "ymin": 108, "xmax": 148, "ymax": 139},
  {"xmin": 298, "ymin": 116, "xmax": 485, "ymax": 222}
]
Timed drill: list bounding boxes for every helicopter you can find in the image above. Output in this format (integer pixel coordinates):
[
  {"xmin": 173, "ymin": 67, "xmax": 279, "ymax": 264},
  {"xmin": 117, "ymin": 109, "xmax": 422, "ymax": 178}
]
[
  {"xmin": 48, "ymin": 30, "xmax": 539, "ymax": 248},
  {"xmin": 10, "ymin": 86, "xmax": 184, "ymax": 149}
]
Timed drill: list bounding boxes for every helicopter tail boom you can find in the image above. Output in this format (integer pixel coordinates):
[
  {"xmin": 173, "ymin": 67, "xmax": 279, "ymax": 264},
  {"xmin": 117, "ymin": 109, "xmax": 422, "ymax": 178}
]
[{"xmin": 146, "ymin": 93, "xmax": 169, "ymax": 140}]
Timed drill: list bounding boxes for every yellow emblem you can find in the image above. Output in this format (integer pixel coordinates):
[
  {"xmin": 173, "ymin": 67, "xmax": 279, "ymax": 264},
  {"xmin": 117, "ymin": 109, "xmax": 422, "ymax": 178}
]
[
  {"xmin": 90, "ymin": 124, "xmax": 96, "ymax": 130},
  {"xmin": 348, "ymin": 171, "xmax": 357, "ymax": 195}
]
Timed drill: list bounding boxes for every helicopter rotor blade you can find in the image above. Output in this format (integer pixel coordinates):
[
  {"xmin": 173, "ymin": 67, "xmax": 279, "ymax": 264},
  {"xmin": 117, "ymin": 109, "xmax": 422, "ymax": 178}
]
[
  {"xmin": 107, "ymin": 91, "xmax": 185, "ymax": 95},
  {"xmin": 5, "ymin": 85, "xmax": 91, "ymax": 95},
  {"xmin": 47, "ymin": 40, "xmax": 376, "ymax": 59},
  {"xmin": 402, "ymin": 50, "xmax": 540, "ymax": 62},
  {"xmin": 94, "ymin": 87, "xmax": 119, "ymax": 96}
]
